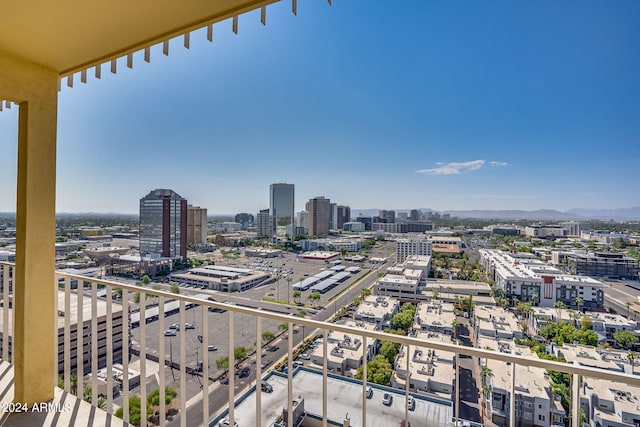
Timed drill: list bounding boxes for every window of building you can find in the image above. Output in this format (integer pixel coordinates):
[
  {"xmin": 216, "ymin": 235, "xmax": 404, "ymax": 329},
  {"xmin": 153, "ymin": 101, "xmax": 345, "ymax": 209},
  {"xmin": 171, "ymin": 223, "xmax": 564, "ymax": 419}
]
[{"xmin": 538, "ymin": 414, "xmax": 546, "ymax": 421}]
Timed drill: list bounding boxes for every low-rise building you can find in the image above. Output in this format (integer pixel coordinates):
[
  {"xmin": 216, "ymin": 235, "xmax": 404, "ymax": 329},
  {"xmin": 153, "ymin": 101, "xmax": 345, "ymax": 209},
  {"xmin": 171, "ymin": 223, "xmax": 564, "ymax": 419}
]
[
  {"xmin": 308, "ymin": 320, "xmax": 378, "ymax": 376},
  {"xmin": 474, "ymin": 305, "xmax": 523, "ymax": 340},
  {"xmin": 478, "ymin": 337, "xmax": 565, "ymax": 427},
  {"xmin": 391, "ymin": 331, "xmax": 455, "ymax": 397},
  {"xmin": 480, "ymin": 249, "xmax": 604, "ymax": 310},
  {"xmin": 354, "ymin": 295, "xmax": 400, "ymax": 329},
  {"xmin": 0, "ymin": 290, "xmax": 123, "ymax": 375},
  {"xmin": 413, "ymin": 302, "xmax": 457, "ymax": 336},
  {"xmin": 172, "ymin": 265, "xmax": 269, "ymax": 292}
]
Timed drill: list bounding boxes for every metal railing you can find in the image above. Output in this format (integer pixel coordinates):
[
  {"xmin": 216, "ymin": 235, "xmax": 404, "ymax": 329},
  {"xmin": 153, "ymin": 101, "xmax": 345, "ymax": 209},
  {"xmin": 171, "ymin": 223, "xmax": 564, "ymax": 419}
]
[{"xmin": 2, "ymin": 261, "xmax": 640, "ymax": 427}]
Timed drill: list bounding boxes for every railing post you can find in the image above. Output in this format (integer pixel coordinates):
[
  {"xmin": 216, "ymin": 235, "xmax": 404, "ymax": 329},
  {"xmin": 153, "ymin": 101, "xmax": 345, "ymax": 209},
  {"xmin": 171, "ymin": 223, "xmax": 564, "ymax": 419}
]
[
  {"xmin": 91, "ymin": 282, "xmax": 98, "ymax": 406},
  {"xmin": 572, "ymin": 373, "xmax": 579, "ymax": 427},
  {"xmin": 510, "ymin": 361, "xmax": 516, "ymax": 427},
  {"xmin": 122, "ymin": 288, "xmax": 130, "ymax": 424},
  {"xmin": 254, "ymin": 316, "xmax": 261, "ymax": 427},
  {"xmin": 361, "ymin": 335, "xmax": 368, "ymax": 427},
  {"xmin": 322, "ymin": 328, "xmax": 328, "ymax": 427},
  {"xmin": 228, "ymin": 310, "xmax": 235, "ymax": 426},
  {"xmin": 203, "ymin": 304, "xmax": 210, "ymax": 427}
]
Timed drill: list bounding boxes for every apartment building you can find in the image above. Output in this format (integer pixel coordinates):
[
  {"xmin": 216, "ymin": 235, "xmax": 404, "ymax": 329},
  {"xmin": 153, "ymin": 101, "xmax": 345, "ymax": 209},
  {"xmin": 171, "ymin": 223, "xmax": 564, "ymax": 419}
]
[
  {"xmin": 412, "ymin": 302, "xmax": 457, "ymax": 336},
  {"xmin": 478, "ymin": 337, "xmax": 565, "ymax": 427},
  {"xmin": 308, "ymin": 320, "xmax": 378, "ymax": 376},
  {"xmin": 391, "ymin": 331, "xmax": 455, "ymax": 396},
  {"xmin": 354, "ymin": 295, "xmax": 400, "ymax": 329},
  {"xmin": 552, "ymin": 251, "xmax": 640, "ymax": 280},
  {"xmin": 480, "ymin": 249, "xmax": 604, "ymax": 310},
  {"xmin": 474, "ymin": 305, "xmax": 523, "ymax": 340}
]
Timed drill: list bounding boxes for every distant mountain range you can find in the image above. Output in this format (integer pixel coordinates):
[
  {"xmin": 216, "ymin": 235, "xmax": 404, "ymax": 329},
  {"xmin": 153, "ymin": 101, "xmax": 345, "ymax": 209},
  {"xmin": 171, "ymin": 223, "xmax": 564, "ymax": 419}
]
[{"xmin": 352, "ymin": 207, "xmax": 640, "ymax": 221}]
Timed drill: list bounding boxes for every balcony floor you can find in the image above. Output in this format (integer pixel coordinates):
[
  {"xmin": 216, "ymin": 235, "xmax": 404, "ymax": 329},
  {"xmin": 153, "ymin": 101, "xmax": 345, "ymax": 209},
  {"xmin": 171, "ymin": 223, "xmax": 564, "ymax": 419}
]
[{"xmin": 0, "ymin": 361, "xmax": 124, "ymax": 427}]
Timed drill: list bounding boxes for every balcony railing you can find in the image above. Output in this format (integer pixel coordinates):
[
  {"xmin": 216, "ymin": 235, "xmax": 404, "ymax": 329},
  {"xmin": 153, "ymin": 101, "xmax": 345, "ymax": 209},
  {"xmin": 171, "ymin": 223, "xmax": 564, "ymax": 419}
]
[{"xmin": 2, "ymin": 260, "xmax": 640, "ymax": 427}]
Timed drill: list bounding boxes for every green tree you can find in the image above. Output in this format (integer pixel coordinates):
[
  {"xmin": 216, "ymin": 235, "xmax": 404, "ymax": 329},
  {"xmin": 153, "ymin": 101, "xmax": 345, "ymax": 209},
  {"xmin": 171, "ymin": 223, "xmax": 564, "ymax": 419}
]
[
  {"xmin": 142, "ymin": 274, "xmax": 152, "ymax": 285},
  {"xmin": 278, "ymin": 322, "xmax": 289, "ymax": 333},
  {"xmin": 355, "ymin": 355, "xmax": 392, "ymax": 386},
  {"xmin": 629, "ymin": 351, "xmax": 637, "ymax": 375},
  {"xmin": 292, "ymin": 290, "xmax": 302, "ymax": 304},
  {"xmin": 170, "ymin": 284, "xmax": 180, "ymax": 294},
  {"xmin": 216, "ymin": 356, "xmax": 229, "ymax": 369},
  {"xmin": 360, "ymin": 287, "xmax": 372, "ymax": 299},
  {"xmin": 308, "ymin": 291, "xmax": 321, "ymax": 308},
  {"xmin": 614, "ymin": 330, "xmax": 639, "ymax": 349},
  {"xmin": 554, "ymin": 301, "xmax": 566, "ymax": 322},
  {"xmin": 234, "ymin": 346, "xmax": 248, "ymax": 361},
  {"xmin": 114, "ymin": 395, "xmax": 151, "ymax": 426},
  {"xmin": 452, "ymin": 319, "xmax": 460, "ymax": 339},
  {"xmin": 379, "ymin": 341, "xmax": 399, "ymax": 364},
  {"xmin": 575, "ymin": 297, "xmax": 584, "ymax": 313},
  {"xmin": 261, "ymin": 331, "xmax": 276, "ymax": 344},
  {"xmin": 147, "ymin": 387, "xmax": 177, "ymax": 406},
  {"xmin": 340, "ymin": 247, "xmax": 348, "ymax": 257},
  {"xmin": 391, "ymin": 310, "xmax": 414, "ymax": 330}
]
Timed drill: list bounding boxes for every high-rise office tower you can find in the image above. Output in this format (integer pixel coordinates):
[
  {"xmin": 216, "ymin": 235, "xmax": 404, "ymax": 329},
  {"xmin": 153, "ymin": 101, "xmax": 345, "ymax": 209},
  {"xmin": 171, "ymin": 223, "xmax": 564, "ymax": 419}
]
[
  {"xmin": 186, "ymin": 204, "xmax": 208, "ymax": 246},
  {"xmin": 380, "ymin": 210, "xmax": 396, "ymax": 224},
  {"xmin": 306, "ymin": 196, "xmax": 331, "ymax": 238},
  {"xmin": 269, "ymin": 183, "xmax": 295, "ymax": 244},
  {"xmin": 139, "ymin": 189, "xmax": 187, "ymax": 259},
  {"xmin": 329, "ymin": 203, "xmax": 337, "ymax": 230},
  {"xmin": 336, "ymin": 205, "xmax": 351, "ymax": 230},
  {"xmin": 235, "ymin": 213, "xmax": 254, "ymax": 229},
  {"xmin": 256, "ymin": 209, "xmax": 270, "ymax": 238},
  {"xmin": 409, "ymin": 209, "xmax": 421, "ymax": 221}
]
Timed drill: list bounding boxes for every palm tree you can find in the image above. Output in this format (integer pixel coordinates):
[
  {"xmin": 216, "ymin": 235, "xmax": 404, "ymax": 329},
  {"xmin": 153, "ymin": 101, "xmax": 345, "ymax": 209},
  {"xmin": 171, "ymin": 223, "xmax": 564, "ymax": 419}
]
[
  {"xmin": 292, "ymin": 290, "xmax": 302, "ymax": 304},
  {"xmin": 554, "ymin": 301, "xmax": 566, "ymax": 323},
  {"xmin": 308, "ymin": 291, "xmax": 321, "ymax": 308},
  {"xmin": 452, "ymin": 319, "xmax": 460, "ymax": 339},
  {"xmin": 629, "ymin": 351, "xmax": 637, "ymax": 374},
  {"xmin": 531, "ymin": 293, "xmax": 538, "ymax": 307},
  {"xmin": 626, "ymin": 301, "xmax": 632, "ymax": 319},
  {"xmin": 575, "ymin": 297, "xmax": 584, "ymax": 313},
  {"xmin": 479, "ymin": 364, "xmax": 494, "ymax": 421},
  {"xmin": 360, "ymin": 287, "xmax": 372, "ymax": 300},
  {"xmin": 70, "ymin": 373, "xmax": 78, "ymax": 395}
]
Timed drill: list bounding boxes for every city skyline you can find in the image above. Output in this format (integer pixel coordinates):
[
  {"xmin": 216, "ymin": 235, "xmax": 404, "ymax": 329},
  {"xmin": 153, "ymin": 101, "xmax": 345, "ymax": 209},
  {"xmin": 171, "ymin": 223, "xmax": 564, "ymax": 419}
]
[{"xmin": 1, "ymin": 1, "xmax": 639, "ymax": 214}]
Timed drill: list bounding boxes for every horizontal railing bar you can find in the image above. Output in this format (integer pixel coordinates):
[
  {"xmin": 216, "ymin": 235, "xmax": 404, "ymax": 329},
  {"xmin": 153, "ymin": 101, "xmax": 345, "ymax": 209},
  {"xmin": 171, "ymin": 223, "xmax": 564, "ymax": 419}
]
[{"xmin": 3, "ymin": 260, "xmax": 639, "ymax": 389}]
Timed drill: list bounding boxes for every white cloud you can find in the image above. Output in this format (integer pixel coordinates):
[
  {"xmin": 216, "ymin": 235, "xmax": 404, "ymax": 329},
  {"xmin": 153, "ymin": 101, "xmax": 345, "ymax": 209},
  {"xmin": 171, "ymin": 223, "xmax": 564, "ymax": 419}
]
[
  {"xmin": 416, "ymin": 160, "xmax": 485, "ymax": 175},
  {"xmin": 417, "ymin": 159, "xmax": 509, "ymax": 175},
  {"xmin": 489, "ymin": 161, "xmax": 509, "ymax": 167}
]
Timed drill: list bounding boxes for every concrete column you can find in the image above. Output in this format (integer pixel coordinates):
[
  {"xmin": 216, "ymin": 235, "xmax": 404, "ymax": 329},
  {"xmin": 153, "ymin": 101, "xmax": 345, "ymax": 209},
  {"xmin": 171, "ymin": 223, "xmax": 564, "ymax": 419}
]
[{"xmin": 1, "ymin": 51, "xmax": 59, "ymax": 404}]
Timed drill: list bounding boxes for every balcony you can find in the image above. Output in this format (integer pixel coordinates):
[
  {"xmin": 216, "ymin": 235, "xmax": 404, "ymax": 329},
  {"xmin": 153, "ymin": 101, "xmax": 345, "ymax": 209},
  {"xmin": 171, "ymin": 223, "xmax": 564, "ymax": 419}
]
[{"xmin": 2, "ymin": 261, "xmax": 640, "ymax": 426}]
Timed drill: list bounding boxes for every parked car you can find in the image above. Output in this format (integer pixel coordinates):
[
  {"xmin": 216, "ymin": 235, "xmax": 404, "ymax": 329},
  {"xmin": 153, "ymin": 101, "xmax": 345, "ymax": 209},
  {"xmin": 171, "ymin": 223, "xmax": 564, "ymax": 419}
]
[
  {"xmin": 261, "ymin": 381, "xmax": 273, "ymax": 393},
  {"xmin": 407, "ymin": 396, "xmax": 415, "ymax": 411},
  {"xmin": 169, "ymin": 323, "xmax": 180, "ymax": 330},
  {"xmin": 238, "ymin": 367, "xmax": 250, "ymax": 378},
  {"xmin": 382, "ymin": 392, "xmax": 393, "ymax": 406},
  {"xmin": 217, "ymin": 417, "xmax": 238, "ymax": 427},
  {"xmin": 208, "ymin": 345, "xmax": 218, "ymax": 351},
  {"xmin": 366, "ymin": 386, "xmax": 373, "ymax": 399},
  {"xmin": 184, "ymin": 323, "xmax": 195, "ymax": 329},
  {"xmin": 164, "ymin": 330, "xmax": 177, "ymax": 337},
  {"xmin": 299, "ymin": 353, "xmax": 310, "ymax": 360}
]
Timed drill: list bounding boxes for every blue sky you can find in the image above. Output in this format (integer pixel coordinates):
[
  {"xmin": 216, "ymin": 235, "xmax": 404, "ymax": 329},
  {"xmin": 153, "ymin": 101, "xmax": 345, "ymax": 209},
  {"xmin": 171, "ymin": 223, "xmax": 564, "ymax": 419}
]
[{"xmin": 1, "ymin": 1, "xmax": 639, "ymax": 214}]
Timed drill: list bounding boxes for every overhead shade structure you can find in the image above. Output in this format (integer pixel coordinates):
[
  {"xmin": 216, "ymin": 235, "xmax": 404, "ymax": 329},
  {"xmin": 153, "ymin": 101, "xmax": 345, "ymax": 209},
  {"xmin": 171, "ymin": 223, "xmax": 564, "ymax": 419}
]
[
  {"xmin": 0, "ymin": 0, "xmax": 313, "ymax": 406},
  {"xmin": 0, "ymin": 0, "xmax": 281, "ymax": 81}
]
